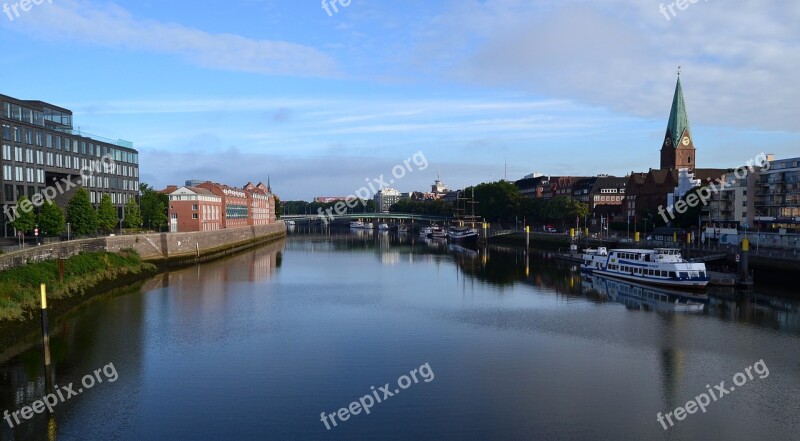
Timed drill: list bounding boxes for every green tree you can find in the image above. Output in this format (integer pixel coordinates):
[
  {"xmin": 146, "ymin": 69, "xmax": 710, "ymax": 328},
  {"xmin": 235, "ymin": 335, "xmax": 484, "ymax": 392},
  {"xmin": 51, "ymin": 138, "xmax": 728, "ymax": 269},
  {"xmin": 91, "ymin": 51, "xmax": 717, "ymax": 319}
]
[
  {"xmin": 274, "ymin": 195, "xmax": 283, "ymax": 218},
  {"xmin": 37, "ymin": 201, "xmax": 65, "ymax": 237},
  {"xmin": 123, "ymin": 198, "xmax": 143, "ymax": 229},
  {"xmin": 466, "ymin": 181, "xmax": 522, "ymax": 221},
  {"xmin": 97, "ymin": 193, "xmax": 118, "ymax": 233},
  {"xmin": 10, "ymin": 196, "xmax": 36, "ymax": 234},
  {"xmin": 67, "ymin": 187, "xmax": 98, "ymax": 236},
  {"xmin": 140, "ymin": 183, "xmax": 168, "ymax": 231}
]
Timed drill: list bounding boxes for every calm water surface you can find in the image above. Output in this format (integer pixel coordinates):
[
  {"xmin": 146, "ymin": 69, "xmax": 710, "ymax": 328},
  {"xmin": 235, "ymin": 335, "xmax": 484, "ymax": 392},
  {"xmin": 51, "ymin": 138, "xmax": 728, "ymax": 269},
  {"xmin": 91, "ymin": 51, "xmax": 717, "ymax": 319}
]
[{"xmin": 1, "ymin": 232, "xmax": 799, "ymax": 440}]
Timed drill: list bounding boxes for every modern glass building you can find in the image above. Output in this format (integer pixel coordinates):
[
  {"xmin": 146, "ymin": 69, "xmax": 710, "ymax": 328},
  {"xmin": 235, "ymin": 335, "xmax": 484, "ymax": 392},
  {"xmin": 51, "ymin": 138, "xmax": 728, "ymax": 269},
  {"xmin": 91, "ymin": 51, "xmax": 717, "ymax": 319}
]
[{"xmin": 1, "ymin": 93, "xmax": 140, "ymax": 236}]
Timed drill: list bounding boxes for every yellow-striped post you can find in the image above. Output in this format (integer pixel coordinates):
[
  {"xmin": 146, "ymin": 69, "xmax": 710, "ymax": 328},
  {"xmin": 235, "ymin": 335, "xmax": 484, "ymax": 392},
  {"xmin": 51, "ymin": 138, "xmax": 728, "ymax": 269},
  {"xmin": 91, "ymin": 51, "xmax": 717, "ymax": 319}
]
[
  {"xmin": 40, "ymin": 284, "xmax": 51, "ymax": 368},
  {"xmin": 525, "ymin": 226, "xmax": 530, "ymax": 250},
  {"xmin": 635, "ymin": 232, "xmax": 641, "ymax": 243}
]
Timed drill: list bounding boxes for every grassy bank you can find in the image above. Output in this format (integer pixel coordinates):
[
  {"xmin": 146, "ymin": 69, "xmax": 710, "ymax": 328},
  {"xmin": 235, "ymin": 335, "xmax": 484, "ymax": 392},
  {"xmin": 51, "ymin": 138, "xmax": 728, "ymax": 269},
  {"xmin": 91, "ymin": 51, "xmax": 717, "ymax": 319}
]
[{"xmin": 0, "ymin": 250, "xmax": 157, "ymax": 322}]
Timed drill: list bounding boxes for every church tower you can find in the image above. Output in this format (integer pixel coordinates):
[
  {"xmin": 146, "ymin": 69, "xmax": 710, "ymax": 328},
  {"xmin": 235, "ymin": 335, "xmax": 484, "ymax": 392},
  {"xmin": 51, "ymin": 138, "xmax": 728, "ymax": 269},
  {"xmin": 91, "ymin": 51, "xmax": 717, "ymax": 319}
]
[{"xmin": 660, "ymin": 74, "xmax": 696, "ymax": 171}]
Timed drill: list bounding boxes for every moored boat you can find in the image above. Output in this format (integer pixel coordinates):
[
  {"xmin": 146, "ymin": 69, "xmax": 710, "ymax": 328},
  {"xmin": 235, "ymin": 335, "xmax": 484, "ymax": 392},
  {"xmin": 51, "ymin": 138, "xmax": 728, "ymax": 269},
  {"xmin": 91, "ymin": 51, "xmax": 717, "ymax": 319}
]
[
  {"xmin": 430, "ymin": 226, "xmax": 447, "ymax": 239},
  {"xmin": 378, "ymin": 223, "xmax": 390, "ymax": 231},
  {"xmin": 580, "ymin": 247, "xmax": 709, "ymax": 289},
  {"xmin": 448, "ymin": 226, "xmax": 478, "ymax": 243}
]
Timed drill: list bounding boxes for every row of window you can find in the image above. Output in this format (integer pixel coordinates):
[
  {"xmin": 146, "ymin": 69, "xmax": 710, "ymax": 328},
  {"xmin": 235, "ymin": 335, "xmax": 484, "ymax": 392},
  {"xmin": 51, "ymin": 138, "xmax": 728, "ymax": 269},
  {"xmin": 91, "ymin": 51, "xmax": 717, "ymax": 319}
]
[
  {"xmin": 2, "ymin": 182, "xmax": 134, "ymax": 205},
  {"xmin": 2, "ymin": 145, "xmax": 138, "ymax": 178},
  {"xmin": 1, "ymin": 124, "xmax": 138, "ymax": 164},
  {"xmin": 3, "ymin": 102, "xmax": 72, "ymax": 127}
]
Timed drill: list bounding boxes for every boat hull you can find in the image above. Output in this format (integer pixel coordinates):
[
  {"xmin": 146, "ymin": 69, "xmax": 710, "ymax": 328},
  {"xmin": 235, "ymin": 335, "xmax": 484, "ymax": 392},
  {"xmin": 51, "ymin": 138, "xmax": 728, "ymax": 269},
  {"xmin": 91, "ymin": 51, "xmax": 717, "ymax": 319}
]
[{"xmin": 580, "ymin": 267, "xmax": 709, "ymax": 289}]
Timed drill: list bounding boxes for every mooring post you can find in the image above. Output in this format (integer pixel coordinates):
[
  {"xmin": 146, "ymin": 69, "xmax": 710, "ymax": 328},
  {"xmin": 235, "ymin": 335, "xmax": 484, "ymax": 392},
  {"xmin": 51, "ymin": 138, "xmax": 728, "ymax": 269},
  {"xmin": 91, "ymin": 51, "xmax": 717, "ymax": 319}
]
[
  {"xmin": 525, "ymin": 225, "xmax": 530, "ymax": 251},
  {"xmin": 40, "ymin": 284, "xmax": 52, "ymax": 386},
  {"xmin": 739, "ymin": 238, "xmax": 750, "ymax": 285}
]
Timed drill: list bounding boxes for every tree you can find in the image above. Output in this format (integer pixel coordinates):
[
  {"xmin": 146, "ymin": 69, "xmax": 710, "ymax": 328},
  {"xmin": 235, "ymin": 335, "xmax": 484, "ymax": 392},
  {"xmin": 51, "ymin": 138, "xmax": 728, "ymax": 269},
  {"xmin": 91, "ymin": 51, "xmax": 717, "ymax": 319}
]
[
  {"xmin": 123, "ymin": 198, "xmax": 143, "ymax": 229},
  {"xmin": 466, "ymin": 181, "xmax": 522, "ymax": 221},
  {"xmin": 10, "ymin": 196, "xmax": 36, "ymax": 234},
  {"xmin": 67, "ymin": 187, "xmax": 97, "ymax": 236},
  {"xmin": 274, "ymin": 195, "xmax": 283, "ymax": 218},
  {"xmin": 37, "ymin": 201, "xmax": 65, "ymax": 237},
  {"xmin": 97, "ymin": 194, "xmax": 118, "ymax": 233},
  {"xmin": 140, "ymin": 183, "xmax": 168, "ymax": 231}
]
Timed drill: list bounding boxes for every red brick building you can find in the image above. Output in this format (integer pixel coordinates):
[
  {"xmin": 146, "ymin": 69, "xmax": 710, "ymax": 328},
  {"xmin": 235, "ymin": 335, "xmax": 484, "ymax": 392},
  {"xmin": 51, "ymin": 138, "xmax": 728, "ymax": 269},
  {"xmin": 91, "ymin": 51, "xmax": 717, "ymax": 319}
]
[
  {"xmin": 244, "ymin": 182, "xmax": 275, "ymax": 226},
  {"xmin": 196, "ymin": 182, "xmax": 250, "ymax": 229},
  {"xmin": 167, "ymin": 186, "xmax": 223, "ymax": 232}
]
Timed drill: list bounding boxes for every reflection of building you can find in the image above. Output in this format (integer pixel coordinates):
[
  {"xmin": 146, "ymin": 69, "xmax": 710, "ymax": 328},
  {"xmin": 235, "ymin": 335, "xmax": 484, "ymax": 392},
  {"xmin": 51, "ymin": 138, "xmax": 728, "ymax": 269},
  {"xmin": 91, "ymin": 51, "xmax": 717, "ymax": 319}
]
[
  {"xmin": 1, "ymin": 93, "xmax": 140, "ymax": 236},
  {"xmin": 374, "ymin": 187, "xmax": 401, "ymax": 213}
]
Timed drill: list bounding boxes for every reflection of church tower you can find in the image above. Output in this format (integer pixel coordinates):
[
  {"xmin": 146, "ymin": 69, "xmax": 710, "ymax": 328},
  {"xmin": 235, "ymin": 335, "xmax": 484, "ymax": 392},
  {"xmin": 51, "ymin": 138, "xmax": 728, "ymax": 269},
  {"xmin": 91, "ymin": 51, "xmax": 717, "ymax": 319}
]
[{"xmin": 660, "ymin": 74, "xmax": 697, "ymax": 171}]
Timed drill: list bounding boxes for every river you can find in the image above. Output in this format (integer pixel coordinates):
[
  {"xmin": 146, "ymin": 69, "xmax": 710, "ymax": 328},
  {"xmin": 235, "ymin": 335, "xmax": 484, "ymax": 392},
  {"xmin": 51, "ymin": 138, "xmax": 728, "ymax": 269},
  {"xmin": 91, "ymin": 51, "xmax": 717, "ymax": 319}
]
[{"xmin": 1, "ymin": 231, "xmax": 799, "ymax": 440}]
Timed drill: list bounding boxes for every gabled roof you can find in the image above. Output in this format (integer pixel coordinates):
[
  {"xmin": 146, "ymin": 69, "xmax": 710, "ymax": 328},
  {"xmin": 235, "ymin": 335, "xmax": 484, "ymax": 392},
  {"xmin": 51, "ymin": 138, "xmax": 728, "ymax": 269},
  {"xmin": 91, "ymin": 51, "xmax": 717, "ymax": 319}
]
[{"xmin": 666, "ymin": 77, "xmax": 691, "ymax": 145}]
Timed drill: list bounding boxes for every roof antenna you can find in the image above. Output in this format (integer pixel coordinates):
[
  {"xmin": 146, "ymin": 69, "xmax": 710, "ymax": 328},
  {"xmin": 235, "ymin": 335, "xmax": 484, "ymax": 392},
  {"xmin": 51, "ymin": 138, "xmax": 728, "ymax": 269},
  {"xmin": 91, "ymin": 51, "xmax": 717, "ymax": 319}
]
[{"xmin": 677, "ymin": 65, "xmax": 682, "ymax": 77}]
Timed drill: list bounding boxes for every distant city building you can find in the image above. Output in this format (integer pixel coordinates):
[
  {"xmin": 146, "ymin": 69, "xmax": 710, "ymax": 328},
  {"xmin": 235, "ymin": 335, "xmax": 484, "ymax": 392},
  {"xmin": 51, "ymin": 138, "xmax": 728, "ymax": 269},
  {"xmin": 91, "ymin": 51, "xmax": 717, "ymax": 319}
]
[
  {"xmin": 314, "ymin": 196, "xmax": 349, "ymax": 203},
  {"xmin": 1, "ymin": 93, "xmax": 140, "ymax": 236},
  {"xmin": 374, "ymin": 187, "xmax": 401, "ymax": 213},
  {"xmin": 753, "ymin": 156, "xmax": 799, "ymax": 231},
  {"xmin": 572, "ymin": 175, "xmax": 628, "ymax": 216},
  {"xmin": 166, "ymin": 186, "xmax": 223, "ymax": 232},
  {"xmin": 622, "ymin": 75, "xmax": 726, "ymax": 222},
  {"xmin": 167, "ymin": 180, "xmax": 277, "ymax": 232}
]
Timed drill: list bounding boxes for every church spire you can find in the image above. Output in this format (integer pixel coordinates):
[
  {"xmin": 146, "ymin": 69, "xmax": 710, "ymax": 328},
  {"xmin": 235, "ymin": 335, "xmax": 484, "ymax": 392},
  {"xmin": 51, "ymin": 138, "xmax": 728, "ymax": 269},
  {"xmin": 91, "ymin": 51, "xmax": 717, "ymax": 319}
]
[
  {"xmin": 660, "ymin": 71, "xmax": 696, "ymax": 171},
  {"xmin": 666, "ymin": 74, "xmax": 691, "ymax": 147}
]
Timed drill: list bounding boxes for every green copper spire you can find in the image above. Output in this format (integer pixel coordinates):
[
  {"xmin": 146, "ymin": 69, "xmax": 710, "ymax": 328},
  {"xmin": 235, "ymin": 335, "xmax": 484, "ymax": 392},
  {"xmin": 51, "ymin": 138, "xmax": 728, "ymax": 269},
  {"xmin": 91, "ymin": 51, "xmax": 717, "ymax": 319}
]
[{"xmin": 666, "ymin": 76, "xmax": 691, "ymax": 145}]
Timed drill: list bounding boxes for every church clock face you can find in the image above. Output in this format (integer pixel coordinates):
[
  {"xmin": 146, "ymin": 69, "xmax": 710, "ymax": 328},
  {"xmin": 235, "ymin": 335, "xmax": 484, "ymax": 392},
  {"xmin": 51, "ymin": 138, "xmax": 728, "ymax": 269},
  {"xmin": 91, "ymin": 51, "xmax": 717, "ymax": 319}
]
[
  {"xmin": 665, "ymin": 137, "xmax": 672, "ymax": 147},
  {"xmin": 682, "ymin": 136, "xmax": 691, "ymax": 146}
]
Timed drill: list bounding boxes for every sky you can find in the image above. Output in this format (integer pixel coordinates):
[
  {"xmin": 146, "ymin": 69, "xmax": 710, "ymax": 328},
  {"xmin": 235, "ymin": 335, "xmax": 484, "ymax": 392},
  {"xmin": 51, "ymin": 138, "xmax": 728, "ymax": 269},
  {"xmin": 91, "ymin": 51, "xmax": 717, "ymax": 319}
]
[{"xmin": 1, "ymin": 0, "xmax": 798, "ymax": 200}]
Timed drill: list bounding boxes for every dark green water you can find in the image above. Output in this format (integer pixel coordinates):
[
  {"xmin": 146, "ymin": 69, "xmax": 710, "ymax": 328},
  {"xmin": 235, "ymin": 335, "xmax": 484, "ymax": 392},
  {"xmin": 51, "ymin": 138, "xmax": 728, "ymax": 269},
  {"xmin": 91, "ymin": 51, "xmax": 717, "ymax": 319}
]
[{"xmin": 1, "ymin": 232, "xmax": 799, "ymax": 440}]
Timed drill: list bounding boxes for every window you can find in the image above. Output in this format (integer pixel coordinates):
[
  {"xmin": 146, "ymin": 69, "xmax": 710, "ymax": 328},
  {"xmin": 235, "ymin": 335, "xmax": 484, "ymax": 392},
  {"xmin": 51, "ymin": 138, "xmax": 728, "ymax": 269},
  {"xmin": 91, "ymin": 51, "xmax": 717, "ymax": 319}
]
[
  {"xmin": 26, "ymin": 167, "xmax": 34, "ymax": 183},
  {"xmin": 15, "ymin": 166, "xmax": 23, "ymax": 181},
  {"xmin": 192, "ymin": 214, "xmax": 199, "ymax": 219},
  {"xmin": 2, "ymin": 144, "xmax": 10, "ymax": 160},
  {"xmin": 192, "ymin": 204, "xmax": 198, "ymax": 210}
]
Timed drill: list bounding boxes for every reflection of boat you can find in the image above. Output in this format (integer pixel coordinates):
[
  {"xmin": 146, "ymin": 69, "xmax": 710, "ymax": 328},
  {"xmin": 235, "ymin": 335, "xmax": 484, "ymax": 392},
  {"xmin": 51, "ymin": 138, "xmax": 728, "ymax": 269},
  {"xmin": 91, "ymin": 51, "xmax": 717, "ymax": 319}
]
[
  {"xmin": 431, "ymin": 226, "xmax": 447, "ymax": 239},
  {"xmin": 582, "ymin": 273, "xmax": 707, "ymax": 313},
  {"xmin": 448, "ymin": 243, "xmax": 478, "ymax": 258},
  {"xmin": 581, "ymin": 247, "xmax": 708, "ymax": 289},
  {"xmin": 448, "ymin": 226, "xmax": 478, "ymax": 243},
  {"xmin": 378, "ymin": 223, "xmax": 390, "ymax": 231}
]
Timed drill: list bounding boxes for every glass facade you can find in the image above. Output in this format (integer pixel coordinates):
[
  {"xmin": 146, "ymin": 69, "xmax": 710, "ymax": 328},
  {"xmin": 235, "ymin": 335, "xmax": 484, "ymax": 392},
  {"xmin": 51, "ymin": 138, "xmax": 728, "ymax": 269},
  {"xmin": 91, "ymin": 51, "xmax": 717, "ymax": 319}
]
[{"xmin": 1, "ymin": 94, "xmax": 140, "ymax": 236}]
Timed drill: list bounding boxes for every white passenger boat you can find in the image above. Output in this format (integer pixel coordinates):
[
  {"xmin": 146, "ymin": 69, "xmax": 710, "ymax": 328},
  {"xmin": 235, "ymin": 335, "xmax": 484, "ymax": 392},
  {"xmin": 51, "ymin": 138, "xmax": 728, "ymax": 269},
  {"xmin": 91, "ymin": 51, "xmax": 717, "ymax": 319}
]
[
  {"xmin": 350, "ymin": 220, "xmax": 365, "ymax": 229},
  {"xmin": 580, "ymin": 247, "xmax": 709, "ymax": 289}
]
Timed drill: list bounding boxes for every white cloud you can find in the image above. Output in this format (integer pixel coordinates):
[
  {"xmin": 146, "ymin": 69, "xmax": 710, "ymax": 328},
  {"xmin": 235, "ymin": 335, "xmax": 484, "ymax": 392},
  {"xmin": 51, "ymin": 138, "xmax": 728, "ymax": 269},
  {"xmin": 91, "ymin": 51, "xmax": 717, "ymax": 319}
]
[
  {"xmin": 13, "ymin": 0, "xmax": 339, "ymax": 77},
  {"xmin": 413, "ymin": 0, "xmax": 800, "ymax": 132}
]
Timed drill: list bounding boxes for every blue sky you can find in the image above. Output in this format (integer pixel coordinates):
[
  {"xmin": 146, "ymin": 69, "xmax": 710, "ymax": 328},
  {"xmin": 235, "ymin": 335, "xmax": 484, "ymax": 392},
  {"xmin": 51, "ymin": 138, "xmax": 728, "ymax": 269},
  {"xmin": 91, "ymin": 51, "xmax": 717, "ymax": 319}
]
[{"xmin": 2, "ymin": 0, "xmax": 798, "ymax": 200}]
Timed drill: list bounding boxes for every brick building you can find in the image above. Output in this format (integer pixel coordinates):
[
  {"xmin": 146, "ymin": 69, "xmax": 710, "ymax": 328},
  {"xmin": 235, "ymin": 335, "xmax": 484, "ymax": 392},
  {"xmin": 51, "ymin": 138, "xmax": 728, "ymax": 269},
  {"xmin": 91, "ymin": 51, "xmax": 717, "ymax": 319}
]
[
  {"xmin": 244, "ymin": 182, "xmax": 275, "ymax": 226},
  {"xmin": 167, "ymin": 186, "xmax": 223, "ymax": 232}
]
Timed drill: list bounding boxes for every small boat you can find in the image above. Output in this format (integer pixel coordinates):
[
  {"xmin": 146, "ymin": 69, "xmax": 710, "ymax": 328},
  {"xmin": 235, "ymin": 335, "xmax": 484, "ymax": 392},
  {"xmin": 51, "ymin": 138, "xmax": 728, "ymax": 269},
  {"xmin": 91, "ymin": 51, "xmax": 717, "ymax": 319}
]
[
  {"xmin": 420, "ymin": 227, "xmax": 432, "ymax": 237},
  {"xmin": 430, "ymin": 226, "xmax": 447, "ymax": 239},
  {"xmin": 350, "ymin": 220, "xmax": 365, "ymax": 229},
  {"xmin": 581, "ymin": 247, "xmax": 709, "ymax": 289},
  {"xmin": 365, "ymin": 222, "xmax": 375, "ymax": 230},
  {"xmin": 285, "ymin": 220, "xmax": 296, "ymax": 226},
  {"xmin": 448, "ymin": 226, "xmax": 478, "ymax": 243},
  {"xmin": 397, "ymin": 225, "xmax": 409, "ymax": 234},
  {"xmin": 378, "ymin": 223, "xmax": 390, "ymax": 231}
]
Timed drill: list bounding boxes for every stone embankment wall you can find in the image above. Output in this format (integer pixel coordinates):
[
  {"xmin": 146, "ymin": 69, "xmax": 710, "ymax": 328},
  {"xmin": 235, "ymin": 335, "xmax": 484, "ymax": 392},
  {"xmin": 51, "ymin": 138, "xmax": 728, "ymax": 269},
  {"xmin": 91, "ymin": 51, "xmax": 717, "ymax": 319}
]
[{"xmin": 0, "ymin": 223, "xmax": 286, "ymax": 271}]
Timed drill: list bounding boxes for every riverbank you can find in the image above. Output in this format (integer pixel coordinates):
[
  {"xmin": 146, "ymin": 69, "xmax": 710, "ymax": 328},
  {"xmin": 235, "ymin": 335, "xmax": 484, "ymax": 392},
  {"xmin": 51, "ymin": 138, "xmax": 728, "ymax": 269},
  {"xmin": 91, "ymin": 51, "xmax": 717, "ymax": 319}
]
[
  {"xmin": 488, "ymin": 232, "xmax": 571, "ymax": 248},
  {"xmin": 0, "ymin": 250, "xmax": 158, "ymax": 322}
]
